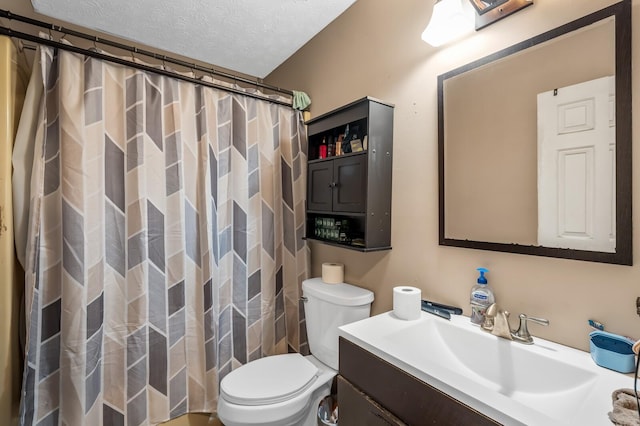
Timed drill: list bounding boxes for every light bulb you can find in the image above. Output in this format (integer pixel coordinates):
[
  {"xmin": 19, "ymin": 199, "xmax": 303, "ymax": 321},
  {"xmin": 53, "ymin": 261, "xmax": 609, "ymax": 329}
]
[{"xmin": 422, "ymin": 0, "xmax": 475, "ymax": 47}]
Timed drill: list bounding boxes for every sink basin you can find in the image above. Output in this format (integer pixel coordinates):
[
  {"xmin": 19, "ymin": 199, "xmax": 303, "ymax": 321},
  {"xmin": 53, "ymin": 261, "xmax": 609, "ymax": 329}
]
[
  {"xmin": 339, "ymin": 311, "xmax": 633, "ymax": 425},
  {"xmin": 390, "ymin": 318, "xmax": 597, "ymax": 393}
]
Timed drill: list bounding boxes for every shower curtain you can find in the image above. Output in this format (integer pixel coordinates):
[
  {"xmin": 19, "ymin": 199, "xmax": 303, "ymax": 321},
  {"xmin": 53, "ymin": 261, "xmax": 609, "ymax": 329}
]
[{"xmin": 17, "ymin": 44, "xmax": 309, "ymax": 425}]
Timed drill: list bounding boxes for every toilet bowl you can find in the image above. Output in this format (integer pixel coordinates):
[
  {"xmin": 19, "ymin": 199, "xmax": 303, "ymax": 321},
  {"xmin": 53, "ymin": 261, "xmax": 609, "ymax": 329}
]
[
  {"xmin": 216, "ymin": 278, "xmax": 374, "ymax": 426},
  {"xmin": 217, "ymin": 354, "xmax": 335, "ymax": 426}
]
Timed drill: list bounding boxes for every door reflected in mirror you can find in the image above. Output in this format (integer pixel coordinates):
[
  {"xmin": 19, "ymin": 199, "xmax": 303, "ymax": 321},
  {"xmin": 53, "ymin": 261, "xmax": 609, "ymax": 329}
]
[
  {"xmin": 537, "ymin": 76, "xmax": 615, "ymax": 253},
  {"xmin": 438, "ymin": 0, "xmax": 632, "ymax": 265}
]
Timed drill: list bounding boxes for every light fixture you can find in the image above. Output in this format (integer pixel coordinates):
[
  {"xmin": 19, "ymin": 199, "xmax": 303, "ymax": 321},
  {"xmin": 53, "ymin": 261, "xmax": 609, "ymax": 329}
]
[{"xmin": 421, "ymin": 0, "xmax": 475, "ymax": 47}]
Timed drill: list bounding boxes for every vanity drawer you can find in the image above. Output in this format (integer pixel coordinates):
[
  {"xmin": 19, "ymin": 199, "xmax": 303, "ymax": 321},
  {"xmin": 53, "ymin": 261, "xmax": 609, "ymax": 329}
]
[{"xmin": 338, "ymin": 337, "xmax": 501, "ymax": 426}]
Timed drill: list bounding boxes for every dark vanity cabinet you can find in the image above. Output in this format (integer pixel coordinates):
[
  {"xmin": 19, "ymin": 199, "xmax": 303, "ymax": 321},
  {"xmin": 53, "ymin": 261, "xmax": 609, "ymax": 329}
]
[
  {"xmin": 338, "ymin": 338, "xmax": 501, "ymax": 425},
  {"xmin": 305, "ymin": 97, "xmax": 393, "ymax": 251}
]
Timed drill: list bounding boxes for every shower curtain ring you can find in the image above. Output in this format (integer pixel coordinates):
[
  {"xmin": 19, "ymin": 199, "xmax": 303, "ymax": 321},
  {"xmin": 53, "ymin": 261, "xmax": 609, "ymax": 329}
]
[{"xmin": 49, "ymin": 24, "xmax": 66, "ymax": 41}]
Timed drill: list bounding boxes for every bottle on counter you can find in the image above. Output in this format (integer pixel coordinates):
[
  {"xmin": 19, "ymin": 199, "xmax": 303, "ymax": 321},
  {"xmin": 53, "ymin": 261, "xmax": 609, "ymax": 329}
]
[{"xmin": 470, "ymin": 267, "xmax": 494, "ymax": 325}]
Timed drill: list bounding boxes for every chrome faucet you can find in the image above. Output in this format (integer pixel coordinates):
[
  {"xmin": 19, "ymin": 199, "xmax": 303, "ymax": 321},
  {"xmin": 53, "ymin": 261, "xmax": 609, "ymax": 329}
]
[
  {"xmin": 481, "ymin": 303, "xmax": 549, "ymax": 344},
  {"xmin": 512, "ymin": 313, "xmax": 550, "ymax": 344}
]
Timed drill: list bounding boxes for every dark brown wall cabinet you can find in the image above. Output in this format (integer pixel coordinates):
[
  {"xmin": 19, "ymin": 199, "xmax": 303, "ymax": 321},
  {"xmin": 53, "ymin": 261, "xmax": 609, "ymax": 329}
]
[
  {"xmin": 306, "ymin": 97, "xmax": 394, "ymax": 251},
  {"xmin": 339, "ymin": 338, "xmax": 502, "ymax": 426}
]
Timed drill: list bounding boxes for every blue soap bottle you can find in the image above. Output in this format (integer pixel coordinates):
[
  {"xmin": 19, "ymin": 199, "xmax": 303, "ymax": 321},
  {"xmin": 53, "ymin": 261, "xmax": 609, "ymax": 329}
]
[{"xmin": 470, "ymin": 267, "xmax": 495, "ymax": 325}]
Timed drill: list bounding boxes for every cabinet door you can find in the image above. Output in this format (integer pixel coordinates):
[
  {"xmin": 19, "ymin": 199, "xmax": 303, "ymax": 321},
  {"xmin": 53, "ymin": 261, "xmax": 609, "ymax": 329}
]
[
  {"xmin": 333, "ymin": 155, "xmax": 367, "ymax": 213},
  {"xmin": 307, "ymin": 161, "xmax": 333, "ymax": 211},
  {"xmin": 338, "ymin": 376, "xmax": 406, "ymax": 426}
]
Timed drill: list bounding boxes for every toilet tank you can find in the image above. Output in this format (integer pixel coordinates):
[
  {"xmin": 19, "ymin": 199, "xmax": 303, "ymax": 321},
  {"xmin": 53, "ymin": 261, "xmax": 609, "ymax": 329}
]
[{"xmin": 302, "ymin": 278, "xmax": 374, "ymax": 370}]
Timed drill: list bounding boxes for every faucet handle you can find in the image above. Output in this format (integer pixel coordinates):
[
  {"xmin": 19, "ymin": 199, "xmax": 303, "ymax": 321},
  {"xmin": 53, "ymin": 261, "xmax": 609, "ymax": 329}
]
[{"xmin": 513, "ymin": 313, "xmax": 549, "ymax": 344}]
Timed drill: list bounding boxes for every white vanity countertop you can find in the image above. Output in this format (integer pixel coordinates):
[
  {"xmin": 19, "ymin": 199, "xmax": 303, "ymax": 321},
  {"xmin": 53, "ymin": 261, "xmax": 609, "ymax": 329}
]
[{"xmin": 338, "ymin": 311, "xmax": 634, "ymax": 426}]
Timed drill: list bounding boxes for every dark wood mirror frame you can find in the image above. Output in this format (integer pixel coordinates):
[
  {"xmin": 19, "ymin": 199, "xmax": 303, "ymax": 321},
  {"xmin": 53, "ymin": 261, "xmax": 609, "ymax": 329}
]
[
  {"xmin": 438, "ymin": 0, "xmax": 632, "ymax": 265},
  {"xmin": 471, "ymin": 0, "xmax": 533, "ymax": 30}
]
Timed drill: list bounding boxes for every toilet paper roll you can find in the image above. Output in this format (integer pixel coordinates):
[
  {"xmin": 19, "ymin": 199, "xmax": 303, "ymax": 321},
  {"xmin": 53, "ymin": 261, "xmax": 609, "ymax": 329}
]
[
  {"xmin": 321, "ymin": 263, "xmax": 344, "ymax": 284},
  {"xmin": 393, "ymin": 286, "xmax": 422, "ymax": 320}
]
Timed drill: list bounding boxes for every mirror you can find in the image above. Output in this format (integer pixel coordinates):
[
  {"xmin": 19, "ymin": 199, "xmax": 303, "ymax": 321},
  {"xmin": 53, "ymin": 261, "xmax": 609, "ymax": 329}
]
[{"xmin": 438, "ymin": 0, "xmax": 632, "ymax": 265}]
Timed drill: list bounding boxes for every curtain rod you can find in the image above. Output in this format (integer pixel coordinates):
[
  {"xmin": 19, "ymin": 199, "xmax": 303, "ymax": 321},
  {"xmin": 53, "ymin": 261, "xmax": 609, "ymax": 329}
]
[{"xmin": 0, "ymin": 9, "xmax": 295, "ymax": 105}]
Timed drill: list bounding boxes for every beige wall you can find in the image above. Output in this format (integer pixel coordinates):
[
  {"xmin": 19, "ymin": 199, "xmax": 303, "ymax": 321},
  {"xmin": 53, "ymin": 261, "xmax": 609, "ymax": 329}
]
[{"xmin": 266, "ymin": 0, "xmax": 640, "ymax": 352}]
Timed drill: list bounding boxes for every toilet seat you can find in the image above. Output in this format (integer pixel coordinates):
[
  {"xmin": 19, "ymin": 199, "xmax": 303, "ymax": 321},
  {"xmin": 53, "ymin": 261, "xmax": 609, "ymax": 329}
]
[{"xmin": 220, "ymin": 353, "xmax": 319, "ymax": 406}]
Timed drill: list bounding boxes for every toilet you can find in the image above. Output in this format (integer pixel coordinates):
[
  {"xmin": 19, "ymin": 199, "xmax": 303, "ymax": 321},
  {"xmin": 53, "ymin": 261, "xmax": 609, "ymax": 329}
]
[{"xmin": 217, "ymin": 277, "xmax": 374, "ymax": 426}]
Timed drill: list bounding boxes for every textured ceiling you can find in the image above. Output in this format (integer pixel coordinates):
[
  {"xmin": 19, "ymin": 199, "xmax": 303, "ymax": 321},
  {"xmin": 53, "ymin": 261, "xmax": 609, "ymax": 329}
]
[{"xmin": 31, "ymin": 0, "xmax": 356, "ymax": 78}]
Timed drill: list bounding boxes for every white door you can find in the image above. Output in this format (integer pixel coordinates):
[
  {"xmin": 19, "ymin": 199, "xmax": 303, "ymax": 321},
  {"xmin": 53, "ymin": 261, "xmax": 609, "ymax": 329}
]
[{"xmin": 537, "ymin": 76, "xmax": 615, "ymax": 252}]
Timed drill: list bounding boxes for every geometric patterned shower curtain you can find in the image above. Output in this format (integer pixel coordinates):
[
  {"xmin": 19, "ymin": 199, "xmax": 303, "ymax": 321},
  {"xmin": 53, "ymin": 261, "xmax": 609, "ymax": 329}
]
[{"xmin": 18, "ymin": 45, "xmax": 309, "ymax": 425}]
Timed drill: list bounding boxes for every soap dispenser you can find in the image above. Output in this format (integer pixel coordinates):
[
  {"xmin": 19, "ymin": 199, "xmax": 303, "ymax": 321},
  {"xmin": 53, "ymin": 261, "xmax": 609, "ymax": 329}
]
[{"xmin": 470, "ymin": 267, "xmax": 495, "ymax": 325}]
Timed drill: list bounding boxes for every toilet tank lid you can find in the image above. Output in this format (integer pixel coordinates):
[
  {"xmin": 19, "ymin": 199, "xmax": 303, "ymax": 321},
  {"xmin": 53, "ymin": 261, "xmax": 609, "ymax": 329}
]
[{"xmin": 302, "ymin": 278, "xmax": 374, "ymax": 306}]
